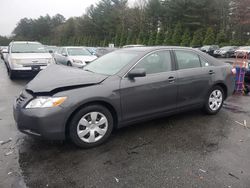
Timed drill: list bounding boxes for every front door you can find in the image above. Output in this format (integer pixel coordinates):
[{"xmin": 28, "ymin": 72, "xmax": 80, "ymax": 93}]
[{"xmin": 120, "ymin": 50, "xmax": 178, "ymax": 122}]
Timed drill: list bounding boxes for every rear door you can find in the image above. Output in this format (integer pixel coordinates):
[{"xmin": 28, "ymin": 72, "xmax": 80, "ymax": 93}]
[
  {"xmin": 120, "ymin": 50, "xmax": 178, "ymax": 122},
  {"xmin": 174, "ymin": 50, "xmax": 215, "ymax": 109}
]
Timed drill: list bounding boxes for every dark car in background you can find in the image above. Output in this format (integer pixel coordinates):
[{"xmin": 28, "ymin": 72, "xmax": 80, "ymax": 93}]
[
  {"xmin": 13, "ymin": 47, "xmax": 235, "ymax": 148},
  {"xmin": 213, "ymin": 46, "xmax": 238, "ymax": 58},
  {"xmin": 95, "ymin": 47, "xmax": 117, "ymax": 57},
  {"xmin": 235, "ymin": 46, "xmax": 250, "ymax": 58},
  {"xmin": 201, "ymin": 45, "xmax": 219, "ymax": 56}
]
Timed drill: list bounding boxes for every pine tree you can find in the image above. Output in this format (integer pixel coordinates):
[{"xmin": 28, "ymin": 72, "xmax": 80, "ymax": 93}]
[
  {"xmin": 137, "ymin": 31, "xmax": 144, "ymax": 44},
  {"xmin": 114, "ymin": 33, "xmax": 120, "ymax": 47},
  {"xmin": 126, "ymin": 31, "xmax": 133, "ymax": 45},
  {"xmin": 119, "ymin": 32, "xmax": 126, "ymax": 47},
  {"xmin": 163, "ymin": 29, "xmax": 173, "ymax": 45},
  {"xmin": 190, "ymin": 29, "xmax": 204, "ymax": 47},
  {"xmin": 143, "ymin": 34, "xmax": 149, "ymax": 45},
  {"xmin": 216, "ymin": 30, "xmax": 227, "ymax": 45},
  {"xmin": 171, "ymin": 23, "xmax": 182, "ymax": 45},
  {"xmin": 148, "ymin": 31, "xmax": 157, "ymax": 46},
  {"xmin": 181, "ymin": 29, "xmax": 191, "ymax": 46},
  {"xmin": 203, "ymin": 27, "xmax": 215, "ymax": 45},
  {"xmin": 155, "ymin": 29, "xmax": 164, "ymax": 45}
]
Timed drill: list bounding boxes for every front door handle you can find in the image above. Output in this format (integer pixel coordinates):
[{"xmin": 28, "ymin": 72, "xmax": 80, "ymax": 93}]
[
  {"xmin": 209, "ymin": 70, "xmax": 215, "ymax": 75},
  {"xmin": 168, "ymin": 76, "xmax": 175, "ymax": 83}
]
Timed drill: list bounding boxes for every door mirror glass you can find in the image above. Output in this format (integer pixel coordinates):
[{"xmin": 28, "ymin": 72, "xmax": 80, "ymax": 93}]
[{"xmin": 128, "ymin": 68, "xmax": 146, "ymax": 79}]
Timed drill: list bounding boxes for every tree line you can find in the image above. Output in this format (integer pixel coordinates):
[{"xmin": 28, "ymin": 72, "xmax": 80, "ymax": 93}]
[{"xmin": 2, "ymin": 0, "xmax": 250, "ymax": 47}]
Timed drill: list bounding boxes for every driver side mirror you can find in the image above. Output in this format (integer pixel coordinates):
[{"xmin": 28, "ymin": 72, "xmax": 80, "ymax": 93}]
[
  {"xmin": 62, "ymin": 53, "xmax": 67, "ymax": 57},
  {"xmin": 128, "ymin": 68, "xmax": 146, "ymax": 79}
]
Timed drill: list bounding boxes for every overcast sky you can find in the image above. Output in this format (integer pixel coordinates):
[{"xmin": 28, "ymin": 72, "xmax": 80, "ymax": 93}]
[{"xmin": 0, "ymin": 0, "xmax": 133, "ymax": 36}]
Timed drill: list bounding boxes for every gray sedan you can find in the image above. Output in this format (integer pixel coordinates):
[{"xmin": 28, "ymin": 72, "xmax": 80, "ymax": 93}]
[{"xmin": 13, "ymin": 47, "xmax": 235, "ymax": 148}]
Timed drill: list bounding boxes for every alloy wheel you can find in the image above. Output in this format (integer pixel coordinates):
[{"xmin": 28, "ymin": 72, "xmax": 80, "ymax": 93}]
[
  {"xmin": 209, "ymin": 89, "xmax": 223, "ymax": 111},
  {"xmin": 77, "ymin": 112, "xmax": 108, "ymax": 143}
]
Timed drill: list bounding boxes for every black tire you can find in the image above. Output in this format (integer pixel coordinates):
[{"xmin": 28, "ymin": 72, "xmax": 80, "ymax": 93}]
[
  {"xmin": 69, "ymin": 105, "xmax": 114, "ymax": 148},
  {"xmin": 204, "ymin": 86, "xmax": 225, "ymax": 115},
  {"xmin": 67, "ymin": 61, "xmax": 72, "ymax": 66},
  {"xmin": 226, "ymin": 53, "xmax": 230, "ymax": 58}
]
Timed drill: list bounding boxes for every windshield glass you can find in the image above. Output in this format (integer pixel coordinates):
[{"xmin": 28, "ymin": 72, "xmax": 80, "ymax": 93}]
[
  {"xmin": 67, "ymin": 48, "xmax": 91, "ymax": 56},
  {"xmin": 84, "ymin": 51, "xmax": 141, "ymax": 75},
  {"xmin": 240, "ymin": 47, "xmax": 250, "ymax": 50},
  {"xmin": 220, "ymin": 46, "xmax": 232, "ymax": 50},
  {"xmin": 11, "ymin": 43, "xmax": 46, "ymax": 53},
  {"xmin": 201, "ymin": 46, "xmax": 210, "ymax": 50}
]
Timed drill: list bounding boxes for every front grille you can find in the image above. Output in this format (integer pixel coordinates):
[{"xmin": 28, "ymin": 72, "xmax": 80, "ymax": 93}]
[{"xmin": 23, "ymin": 63, "xmax": 47, "ymax": 67}]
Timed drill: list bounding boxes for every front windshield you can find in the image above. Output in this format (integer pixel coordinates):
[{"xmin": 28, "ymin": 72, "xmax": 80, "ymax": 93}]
[
  {"xmin": 201, "ymin": 46, "xmax": 210, "ymax": 50},
  {"xmin": 67, "ymin": 48, "xmax": 91, "ymax": 56},
  {"xmin": 84, "ymin": 51, "xmax": 142, "ymax": 75},
  {"xmin": 11, "ymin": 43, "xmax": 46, "ymax": 53},
  {"xmin": 220, "ymin": 46, "xmax": 232, "ymax": 50},
  {"xmin": 240, "ymin": 47, "xmax": 250, "ymax": 50}
]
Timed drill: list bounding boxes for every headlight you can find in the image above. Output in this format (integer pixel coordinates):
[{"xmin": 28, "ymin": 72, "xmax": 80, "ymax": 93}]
[
  {"xmin": 25, "ymin": 97, "xmax": 67, "ymax": 109},
  {"xmin": 11, "ymin": 59, "xmax": 23, "ymax": 67},
  {"xmin": 72, "ymin": 59, "xmax": 83, "ymax": 64}
]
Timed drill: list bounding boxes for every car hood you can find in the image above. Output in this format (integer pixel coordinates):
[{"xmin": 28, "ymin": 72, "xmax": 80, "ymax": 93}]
[
  {"xmin": 11, "ymin": 53, "xmax": 52, "ymax": 59},
  {"xmin": 26, "ymin": 64, "xmax": 108, "ymax": 93},
  {"xmin": 69, "ymin": 55, "xmax": 97, "ymax": 63}
]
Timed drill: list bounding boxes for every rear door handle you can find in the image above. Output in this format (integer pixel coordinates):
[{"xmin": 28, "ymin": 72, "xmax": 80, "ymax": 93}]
[
  {"xmin": 168, "ymin": 76, "xmax": 175, "ymax": 83},
  {"xmin": 209, "ymin": 70, "xmax": 215, "ymax": 75}
]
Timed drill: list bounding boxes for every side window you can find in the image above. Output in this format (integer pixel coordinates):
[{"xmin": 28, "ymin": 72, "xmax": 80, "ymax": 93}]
[
  {"xmin": 61, "ymin": 48, "xmax": 67, "ymax": 55},
  {"xmin": 175, "ymin": 51, "xmax": 201, "ymax": 70},
  {"xmin": 134, "ymin": 51, "xmax": 172, "ymax": 75},
  {"xmin": 200, "ymin": 57, "xmax": 211, "ymax": 67}
]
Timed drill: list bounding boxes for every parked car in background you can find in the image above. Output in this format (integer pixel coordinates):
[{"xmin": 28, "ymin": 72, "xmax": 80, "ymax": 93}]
[
  {"xmin": 95, "ymin": 47, "xmax": 117, "ymax": 57},
  {"xmin": 200, "ymin": 45, "xmax": 219, "ymax": 56},
  {"xmin": 13, "ymin": 46, "xmax": 235, "ymax": 148},
  {"xmin": 235, "ymin": 46, "xmax": 250, "ymax": 58},
  {"xmin": 0, "ymin": 46, "xmax": 8, "ymax": 61},
  {"xmin": 213, "ymin": 46, "xmax": 238, "ymax": 58},
  {"xmin": 5, "ymin": 41, "xmax": 55, "ymax": 79},
  {"xmin": 54, "ymin": 47, "xmax": 97, "ymax": 68}
]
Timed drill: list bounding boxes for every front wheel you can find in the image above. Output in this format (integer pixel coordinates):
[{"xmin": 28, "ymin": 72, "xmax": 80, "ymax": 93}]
[
  {"xmin": 69, "ymin": 105, "xmax": 114, "ymax": 148},
  {"xmin": 204, "ymin": 86, "xmax": 224, "ymax": 115},
  {"xmin": 67, "ymin": 61, "xmax": 72, "ymax": 66}
]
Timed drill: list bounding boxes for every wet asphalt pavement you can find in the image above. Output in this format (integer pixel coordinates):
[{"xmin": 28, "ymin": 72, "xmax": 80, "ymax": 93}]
[{"xmin": 0, "ymin": 59, "xmax": 250, "ymax": 188}]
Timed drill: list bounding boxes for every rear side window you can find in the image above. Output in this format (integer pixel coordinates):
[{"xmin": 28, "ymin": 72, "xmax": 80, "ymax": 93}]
[
  {"xmin": 134, "ymin": 50, "xmax": 172, "ymax": 75},
  {"xmin": 175, "ymin": 51, "xmax": 201, "ymax": 70}
]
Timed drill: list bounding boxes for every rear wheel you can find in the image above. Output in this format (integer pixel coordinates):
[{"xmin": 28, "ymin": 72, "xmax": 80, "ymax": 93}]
[
  {"xmin": 67, "ymin": 61, "xmax": 72, "ymax": 66},
  {"xmin": 204, "ymin": 86, "xmax": 224, "ymax": 115},
  {"xmin": 69, "ymin": 105, "xmax": 113, "ymax": 148}
]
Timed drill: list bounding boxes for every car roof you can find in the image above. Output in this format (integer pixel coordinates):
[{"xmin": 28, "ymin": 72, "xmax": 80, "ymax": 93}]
[
  {"xmin": 63, "ymin": 46, "xmax": 86, "ymax": 49},
  {"xmin": 118, "ymin": 46, "xmax": 200, "ymax": 53},
  {"xmin": 11, "ymin": 41, "xmax": 41, "ymax": 44}
]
